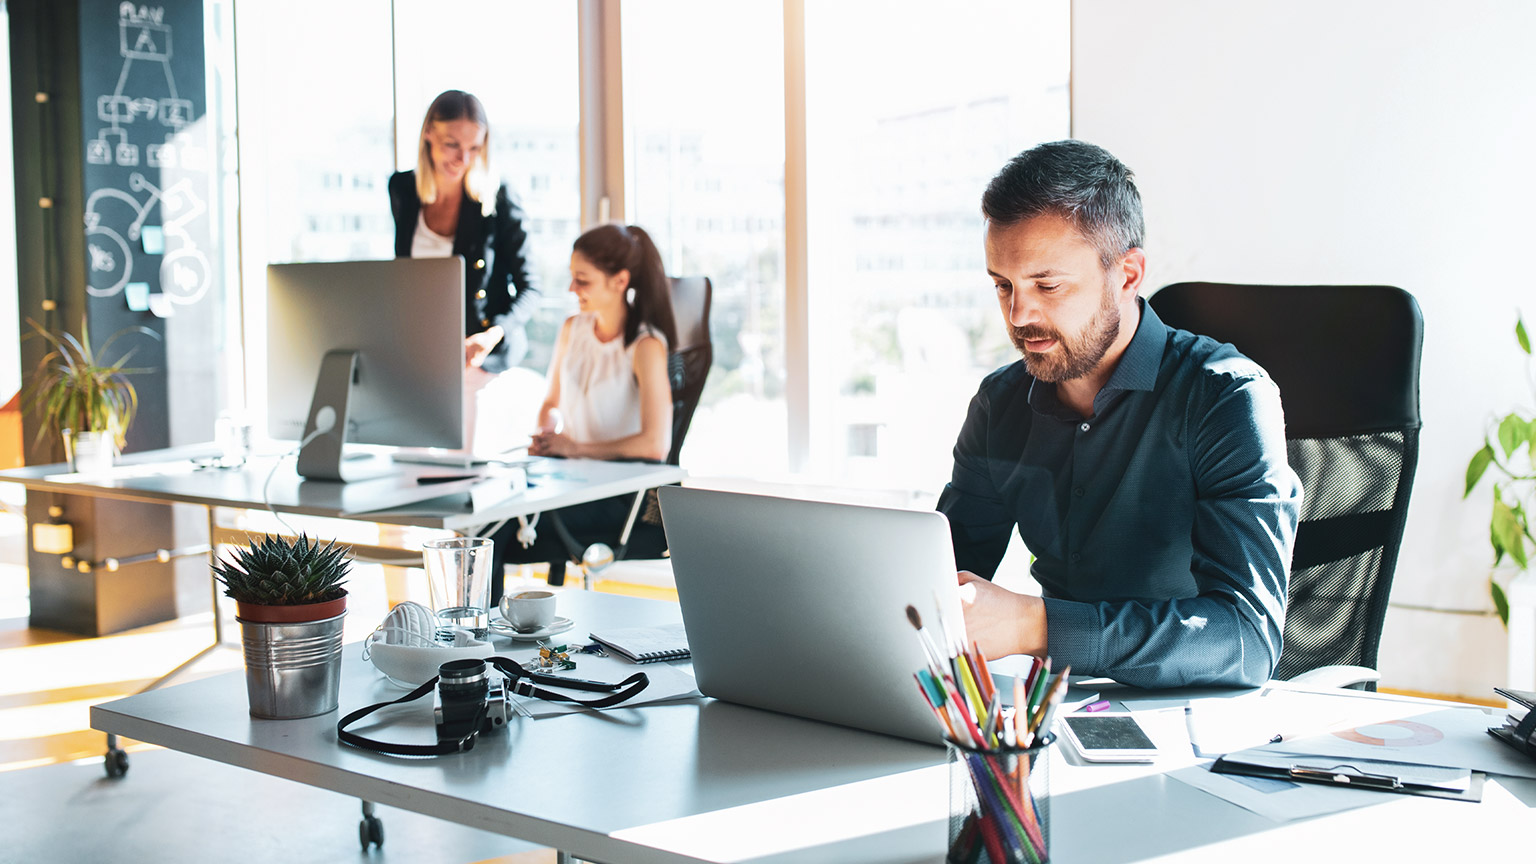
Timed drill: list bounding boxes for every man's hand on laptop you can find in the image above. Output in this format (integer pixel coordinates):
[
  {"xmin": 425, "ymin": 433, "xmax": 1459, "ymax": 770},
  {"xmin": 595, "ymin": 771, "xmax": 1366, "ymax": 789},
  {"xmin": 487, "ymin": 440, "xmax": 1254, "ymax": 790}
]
[{"xmin": 956, "ymin": 571, "xmax": 1047, "ymax": 660}]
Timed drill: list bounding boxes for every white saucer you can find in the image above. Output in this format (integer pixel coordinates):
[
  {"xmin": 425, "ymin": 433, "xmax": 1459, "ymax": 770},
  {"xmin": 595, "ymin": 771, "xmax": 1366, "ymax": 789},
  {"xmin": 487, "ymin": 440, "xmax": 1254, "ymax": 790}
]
[{"xmin": 489, "ymin": 615, "xmax": 574, "ymax": 641}]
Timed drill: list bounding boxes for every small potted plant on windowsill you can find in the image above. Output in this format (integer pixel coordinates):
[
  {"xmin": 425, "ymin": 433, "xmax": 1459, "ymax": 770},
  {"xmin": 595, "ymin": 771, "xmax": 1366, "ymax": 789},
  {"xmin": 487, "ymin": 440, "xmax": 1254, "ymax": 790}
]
[
  {"xmin": 21, "ymin": 317, "xmax": 156, "ymax": 473},
  {"xmin": 213, "ymin": 533, "xmax": 352, "ymax": 719}
]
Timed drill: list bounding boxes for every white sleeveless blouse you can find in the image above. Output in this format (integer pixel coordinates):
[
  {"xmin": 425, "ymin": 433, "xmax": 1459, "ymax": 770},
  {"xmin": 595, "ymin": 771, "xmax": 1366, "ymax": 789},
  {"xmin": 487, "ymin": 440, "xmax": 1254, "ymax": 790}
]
[{"xmin": 556, "ymin": 312, "xmax": 667, "ymax": 444}]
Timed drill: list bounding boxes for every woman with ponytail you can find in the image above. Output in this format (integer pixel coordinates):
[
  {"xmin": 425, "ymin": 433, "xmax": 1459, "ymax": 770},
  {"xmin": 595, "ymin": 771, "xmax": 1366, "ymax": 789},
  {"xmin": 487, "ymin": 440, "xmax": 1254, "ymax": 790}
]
[{"xmin": 492, "ymin": 223, "xmax": 677, "ymax": 589}]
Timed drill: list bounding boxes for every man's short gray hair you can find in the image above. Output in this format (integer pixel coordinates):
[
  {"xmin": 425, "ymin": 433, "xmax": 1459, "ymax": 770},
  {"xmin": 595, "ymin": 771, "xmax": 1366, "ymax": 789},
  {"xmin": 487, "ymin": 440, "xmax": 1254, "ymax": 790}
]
[{"xmin": 981, "ymin": 140, "xmax": 1145, "ymax": 269}]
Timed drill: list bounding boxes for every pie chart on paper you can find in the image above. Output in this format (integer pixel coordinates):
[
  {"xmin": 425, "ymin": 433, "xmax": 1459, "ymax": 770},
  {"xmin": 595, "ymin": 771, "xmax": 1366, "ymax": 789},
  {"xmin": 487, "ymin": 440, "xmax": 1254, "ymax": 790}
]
[{"xmin": 1332, "ymin": 718, "xmax": 1445, "ymax": 747}]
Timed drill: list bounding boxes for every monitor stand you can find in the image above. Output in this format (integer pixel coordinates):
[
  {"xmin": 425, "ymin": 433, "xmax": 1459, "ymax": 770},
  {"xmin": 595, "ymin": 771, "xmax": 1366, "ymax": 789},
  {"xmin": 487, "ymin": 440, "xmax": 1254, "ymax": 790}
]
[{"xmin": 296, "ymin": 350, "xmax": 391, "ymax": 483}]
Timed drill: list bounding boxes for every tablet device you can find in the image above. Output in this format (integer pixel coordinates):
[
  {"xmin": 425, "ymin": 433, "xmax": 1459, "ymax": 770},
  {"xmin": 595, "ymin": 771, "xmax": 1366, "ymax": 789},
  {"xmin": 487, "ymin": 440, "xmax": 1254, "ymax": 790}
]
[{"xmin": 1060, "ymin": 712, "xmax": 1159, "ymax": 762}]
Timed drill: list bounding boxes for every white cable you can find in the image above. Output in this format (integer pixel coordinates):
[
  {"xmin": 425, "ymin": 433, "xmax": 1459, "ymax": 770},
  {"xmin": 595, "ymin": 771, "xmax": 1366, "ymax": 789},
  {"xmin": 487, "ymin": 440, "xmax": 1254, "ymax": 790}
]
[
  {"xmin": 516, "ymin": 513, "xmax": 539, "ymax": 548},
  {"xmin": 478, "ymin": 518, "xmax": 512, "ymax": 540},
  {"xmin": 262, "ymin": 426, "xmax": 329, "ymax": 536}
]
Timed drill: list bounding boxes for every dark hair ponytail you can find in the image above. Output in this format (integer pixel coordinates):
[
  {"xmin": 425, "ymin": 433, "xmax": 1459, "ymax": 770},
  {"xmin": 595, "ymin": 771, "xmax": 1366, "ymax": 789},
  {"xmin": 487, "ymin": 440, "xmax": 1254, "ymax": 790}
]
[{"xmin": 572, "ymin": 223, "xmax": 678, "ymax": 349}]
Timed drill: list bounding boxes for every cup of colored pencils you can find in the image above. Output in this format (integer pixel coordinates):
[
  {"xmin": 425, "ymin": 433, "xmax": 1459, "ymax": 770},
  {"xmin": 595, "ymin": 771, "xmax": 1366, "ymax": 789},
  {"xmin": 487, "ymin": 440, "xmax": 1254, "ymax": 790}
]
[{"xmin": 906, "ymin": 605, "xmax": 1066, "ymax": 864}]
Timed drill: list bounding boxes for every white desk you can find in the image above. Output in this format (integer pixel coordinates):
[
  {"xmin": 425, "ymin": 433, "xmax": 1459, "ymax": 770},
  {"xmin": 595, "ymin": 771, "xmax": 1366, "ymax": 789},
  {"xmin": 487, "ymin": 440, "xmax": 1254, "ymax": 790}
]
[
  {"xmin": 0, "ymin": 445, "xmax": 687, "ymax": 532},
  {"xmin": 91, "ymin": 592, "xmax": 1535, "ymax": 863}
]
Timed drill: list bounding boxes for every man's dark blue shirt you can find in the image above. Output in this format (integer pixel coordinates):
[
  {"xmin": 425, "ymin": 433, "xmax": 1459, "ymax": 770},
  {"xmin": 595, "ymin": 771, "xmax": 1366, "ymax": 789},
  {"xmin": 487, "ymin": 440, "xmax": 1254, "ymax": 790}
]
[{"xmin": 938, "ymin": 299, "xmax": 1302, "ymax": 688}]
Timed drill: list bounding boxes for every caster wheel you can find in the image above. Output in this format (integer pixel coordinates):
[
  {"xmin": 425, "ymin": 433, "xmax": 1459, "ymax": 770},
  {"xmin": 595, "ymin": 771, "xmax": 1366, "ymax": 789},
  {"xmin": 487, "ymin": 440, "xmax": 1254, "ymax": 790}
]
[
  {"xmin": 359, "ymin": 815, "xmax": 384, "ymax": 850},
  {"xmin": 104, "ymin": 748, "xmax": 129, "ymax": 778}
]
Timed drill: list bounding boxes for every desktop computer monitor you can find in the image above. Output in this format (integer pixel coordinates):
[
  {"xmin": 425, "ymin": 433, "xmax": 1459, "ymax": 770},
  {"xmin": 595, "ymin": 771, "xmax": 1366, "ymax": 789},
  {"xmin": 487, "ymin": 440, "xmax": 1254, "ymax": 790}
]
[{"xmin": 266, "ymin": 258, "xmax": 465, "ymax": 481}]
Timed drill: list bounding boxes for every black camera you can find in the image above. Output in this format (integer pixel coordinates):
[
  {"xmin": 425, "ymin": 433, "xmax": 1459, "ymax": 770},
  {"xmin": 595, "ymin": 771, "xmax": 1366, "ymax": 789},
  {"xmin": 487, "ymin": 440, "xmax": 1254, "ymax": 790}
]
[{"xmin": 433, "ymin": 658, "xmax": 510, "ymax": 751}]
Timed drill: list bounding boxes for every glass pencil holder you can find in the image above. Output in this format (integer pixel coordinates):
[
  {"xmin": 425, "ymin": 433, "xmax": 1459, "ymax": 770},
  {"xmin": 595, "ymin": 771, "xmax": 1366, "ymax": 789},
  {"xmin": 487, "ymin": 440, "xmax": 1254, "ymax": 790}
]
[{"xmin": 946, "ymin": 735, "xmax": 1053, "ymax": 864}]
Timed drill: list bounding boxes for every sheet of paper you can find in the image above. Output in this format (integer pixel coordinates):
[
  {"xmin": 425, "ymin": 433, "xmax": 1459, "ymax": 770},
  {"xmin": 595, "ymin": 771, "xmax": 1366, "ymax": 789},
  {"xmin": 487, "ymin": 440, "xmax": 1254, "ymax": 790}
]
[
  {"xmin": 1259, "ymin": 706, "xmax": 1536, "ymax": 780},
  {"xmin": 1183, "ymin": 689, "xmax": 1435, "ymax": 757},
  {"xmin": 1168, "ymin": 761, "xmax": 1382, "ymax": 822},
  {"xmin": 140, "ymin": 224, "xmax": 165, "ymax": 254},
  {"xmin": 505, "ymin": 655, "xmax": 701, "ymax": 719},
  {"xmin": 147, "ymin": 293, "xmax": 175, "ymax": 317},
  {"xmin": 1126, "ymin": 706, "xmax": 1207, "ymax": 770},
  {"xmin": 125, "ymin": 281, "xmax": 151, "ymax": 311}
]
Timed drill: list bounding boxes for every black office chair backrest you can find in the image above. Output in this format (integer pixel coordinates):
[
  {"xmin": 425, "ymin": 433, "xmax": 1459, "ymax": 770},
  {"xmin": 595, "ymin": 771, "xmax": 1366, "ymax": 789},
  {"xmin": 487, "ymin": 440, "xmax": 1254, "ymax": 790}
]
[
  {"xmin": 665, "ymin": 276, "xmax": 713, "ymax": 466},
  {"xmin": 1148, "ymin": 283, "xmax": 1423, "ymax": 683}
]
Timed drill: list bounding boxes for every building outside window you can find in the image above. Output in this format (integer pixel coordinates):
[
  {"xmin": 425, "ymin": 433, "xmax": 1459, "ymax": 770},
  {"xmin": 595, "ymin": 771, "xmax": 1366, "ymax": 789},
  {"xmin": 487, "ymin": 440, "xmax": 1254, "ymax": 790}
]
[
  {"xmin": 622, "ymin": 0, "xmax": 789, "ymax": 477},
  {"xmin": 803, "ymin": 0, "xmax": 1070, "ymax": 496}
]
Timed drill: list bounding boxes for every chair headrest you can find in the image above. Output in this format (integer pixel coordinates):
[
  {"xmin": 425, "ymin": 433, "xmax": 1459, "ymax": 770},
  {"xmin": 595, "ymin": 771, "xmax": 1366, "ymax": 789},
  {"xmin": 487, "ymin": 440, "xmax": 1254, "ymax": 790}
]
[{"xmin": 1149, "ymin": 283, "xmax": 1423, "ymax": 439}]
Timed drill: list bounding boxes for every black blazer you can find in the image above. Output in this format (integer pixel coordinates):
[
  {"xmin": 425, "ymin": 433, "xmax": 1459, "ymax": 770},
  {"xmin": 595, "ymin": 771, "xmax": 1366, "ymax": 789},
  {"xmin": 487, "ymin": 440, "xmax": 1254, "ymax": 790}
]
[{"xmin": 389, "ymin": 171, "xmax": 538, "ymax": 373}]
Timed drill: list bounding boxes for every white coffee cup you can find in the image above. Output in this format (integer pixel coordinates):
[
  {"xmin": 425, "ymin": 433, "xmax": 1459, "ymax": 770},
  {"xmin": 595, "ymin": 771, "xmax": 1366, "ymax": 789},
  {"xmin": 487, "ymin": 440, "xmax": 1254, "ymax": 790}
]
[{"xmin": 500, "ymin": 590, "xmax": 557, "ymax": 633}]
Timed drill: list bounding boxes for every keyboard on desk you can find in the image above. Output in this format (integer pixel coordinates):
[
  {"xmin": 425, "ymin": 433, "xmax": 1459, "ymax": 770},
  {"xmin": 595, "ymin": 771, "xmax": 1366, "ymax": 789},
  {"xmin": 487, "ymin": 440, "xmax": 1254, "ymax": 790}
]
[{"xmin": 390, "ymin": 448, "xmax": 533, "ymax": 467}]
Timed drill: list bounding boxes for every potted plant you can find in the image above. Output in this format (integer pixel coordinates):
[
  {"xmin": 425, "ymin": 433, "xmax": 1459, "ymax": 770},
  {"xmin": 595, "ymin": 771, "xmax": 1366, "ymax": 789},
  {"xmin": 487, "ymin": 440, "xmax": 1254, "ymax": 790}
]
[
  {"xmin": 213, "ymin": 533, "xmax": 352, "ymax": 719},
  {"xmin": 1465, "ymin": 314, "xmax": 1536, "ymax": 627},
  {"xmin": 21, "ymin": 317, "xmax": 156, "ymax": 472}
]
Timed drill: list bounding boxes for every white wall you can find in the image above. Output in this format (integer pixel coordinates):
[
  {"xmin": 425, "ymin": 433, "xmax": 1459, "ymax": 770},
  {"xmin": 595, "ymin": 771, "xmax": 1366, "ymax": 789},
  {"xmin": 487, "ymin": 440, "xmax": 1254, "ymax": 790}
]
[{"xmin": 1072, "ymin": 0, "xmax": 1536, "ymax": 698}]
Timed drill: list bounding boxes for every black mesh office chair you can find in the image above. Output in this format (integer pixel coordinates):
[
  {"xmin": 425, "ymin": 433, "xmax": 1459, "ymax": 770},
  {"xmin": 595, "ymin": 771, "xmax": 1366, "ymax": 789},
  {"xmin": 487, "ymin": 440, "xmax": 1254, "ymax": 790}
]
[
  {"xmin": 543, "ymin": 276, "xmax": 713, "ymax": 584},
  {"xmin": 1148, "ymin": 283, "xmax": 1423, "ymax": 688}
]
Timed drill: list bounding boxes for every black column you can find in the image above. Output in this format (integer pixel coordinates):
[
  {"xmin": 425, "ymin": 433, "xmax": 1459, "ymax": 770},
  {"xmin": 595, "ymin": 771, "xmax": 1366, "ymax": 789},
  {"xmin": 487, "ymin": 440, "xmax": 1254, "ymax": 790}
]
[{"xmin": 11, "ymin": 0, "xmax": 215, "ymax": 635}]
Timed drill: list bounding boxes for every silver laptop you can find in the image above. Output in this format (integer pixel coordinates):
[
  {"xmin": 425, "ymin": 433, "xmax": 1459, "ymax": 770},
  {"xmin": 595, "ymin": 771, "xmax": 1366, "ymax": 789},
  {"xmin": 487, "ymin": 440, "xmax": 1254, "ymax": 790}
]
[{"xmin": 658, "ymin": 486, "xmax": 967, "ymax": 744}]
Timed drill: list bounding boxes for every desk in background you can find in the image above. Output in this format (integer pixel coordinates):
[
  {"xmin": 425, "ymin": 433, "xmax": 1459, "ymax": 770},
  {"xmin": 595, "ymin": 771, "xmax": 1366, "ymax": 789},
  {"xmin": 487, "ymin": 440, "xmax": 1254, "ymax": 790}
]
[
  {"xmin": 91, "ymin": 591, "xmax": 1533, "ymax": 864},
  {"xmin": 0, "ymin": 447, "xmax": 683, "ymax": 704}
]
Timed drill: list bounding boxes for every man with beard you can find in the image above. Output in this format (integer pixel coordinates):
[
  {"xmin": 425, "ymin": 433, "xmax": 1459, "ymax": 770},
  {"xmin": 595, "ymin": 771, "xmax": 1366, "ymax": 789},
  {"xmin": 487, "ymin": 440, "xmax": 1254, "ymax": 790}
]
[{"xmin": 938, "ymin": 141, "xmax": 1303, "ymax": 688}]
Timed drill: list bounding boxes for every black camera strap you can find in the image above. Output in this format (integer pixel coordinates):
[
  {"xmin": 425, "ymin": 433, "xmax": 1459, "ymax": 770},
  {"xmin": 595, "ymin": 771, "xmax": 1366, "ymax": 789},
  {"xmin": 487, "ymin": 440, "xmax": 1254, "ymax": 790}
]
[{"xmin": 337, "ymin": 656, "xmax": 651, "ymax": 757}]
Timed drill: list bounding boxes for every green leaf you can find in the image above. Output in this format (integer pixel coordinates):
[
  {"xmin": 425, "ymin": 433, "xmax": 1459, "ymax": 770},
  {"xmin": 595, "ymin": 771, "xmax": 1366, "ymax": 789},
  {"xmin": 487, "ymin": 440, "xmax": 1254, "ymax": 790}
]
[
  {"xmin": 1466, "ymin": 443, "xmax": 1496, "ymax": 497},
  {"xmin": 1498, "ymin": 415, "xmax": 1529, "ymax": 460},
  {"xmin": 1519, "ymin": 317, "xmax": 1531, "ymax": 355},
  {"xmin": 1492, "ymin": 579, "xmax": 1510, "ymax": 628},
  {"xmin": 1493, "ymin": 496, "xmax": 1528, "ymax": 568}
]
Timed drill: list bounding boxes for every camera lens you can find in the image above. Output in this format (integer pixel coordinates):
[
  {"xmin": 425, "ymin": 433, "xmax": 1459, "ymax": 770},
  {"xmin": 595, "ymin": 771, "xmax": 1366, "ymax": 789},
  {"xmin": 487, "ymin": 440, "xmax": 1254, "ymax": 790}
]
[{"xmin": 438, "ymin": 658, "xmax": 487, "ymax": 685}]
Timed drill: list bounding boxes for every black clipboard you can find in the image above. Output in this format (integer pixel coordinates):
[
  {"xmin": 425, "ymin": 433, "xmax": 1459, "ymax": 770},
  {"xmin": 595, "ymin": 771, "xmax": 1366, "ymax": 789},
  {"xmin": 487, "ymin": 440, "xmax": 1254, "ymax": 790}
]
[{"xmin": 1210, "ymin": 751, "xmax": 1485, "ymax": 803}]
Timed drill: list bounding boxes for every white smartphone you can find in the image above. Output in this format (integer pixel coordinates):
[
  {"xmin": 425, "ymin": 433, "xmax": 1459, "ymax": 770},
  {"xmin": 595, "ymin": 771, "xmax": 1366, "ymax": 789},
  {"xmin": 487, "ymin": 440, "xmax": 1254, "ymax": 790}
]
[{"xmin": 1059, "ymin": 712, "xmax": 1159, "ymax": 762}]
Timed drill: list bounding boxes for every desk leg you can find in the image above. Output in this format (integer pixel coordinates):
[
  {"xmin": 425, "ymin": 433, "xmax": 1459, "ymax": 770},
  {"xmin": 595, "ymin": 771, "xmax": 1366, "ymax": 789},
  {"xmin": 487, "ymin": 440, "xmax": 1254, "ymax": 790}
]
[
  {"xmin": 101, "ymin": 505, "xmax": 230, "ymax": 779},
  {"xmin": 208, "ymin": 506, "xmax": 224, "ymax": 645}
]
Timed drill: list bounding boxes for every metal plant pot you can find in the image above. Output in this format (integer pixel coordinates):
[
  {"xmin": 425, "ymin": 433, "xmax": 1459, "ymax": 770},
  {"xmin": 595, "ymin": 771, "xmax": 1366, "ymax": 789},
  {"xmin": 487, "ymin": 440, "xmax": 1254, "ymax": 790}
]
[{"xmin": 236, "ymin": 608, "xmax": 347, "ymax": 719}]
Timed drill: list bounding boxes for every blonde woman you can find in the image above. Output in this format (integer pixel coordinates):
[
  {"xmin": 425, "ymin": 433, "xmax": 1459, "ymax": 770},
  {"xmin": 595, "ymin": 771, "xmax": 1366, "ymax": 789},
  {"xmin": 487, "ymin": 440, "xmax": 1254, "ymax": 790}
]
[{"xmin": 388, "ymin": 89, "xmax": 538, "ymax": 372}]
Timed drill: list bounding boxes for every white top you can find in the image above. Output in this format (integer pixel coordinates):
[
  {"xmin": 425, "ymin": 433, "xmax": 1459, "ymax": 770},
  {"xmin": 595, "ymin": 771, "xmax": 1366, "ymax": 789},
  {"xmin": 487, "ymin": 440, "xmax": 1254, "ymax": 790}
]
[
  {"xmin": 411, "ymin": 215, "xmax": 455, "ymax": 258},
  {"xmin": 556, "ymin": 311, "xmax": 667, "ymax": 445}
]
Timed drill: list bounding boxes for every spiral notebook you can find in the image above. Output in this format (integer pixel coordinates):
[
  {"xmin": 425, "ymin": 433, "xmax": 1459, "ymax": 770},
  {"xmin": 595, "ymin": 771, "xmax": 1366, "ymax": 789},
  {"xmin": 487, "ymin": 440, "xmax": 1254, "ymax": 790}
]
[{"xmin": 589, "ymin": 623, "xmax": 691, "ymax": 664}]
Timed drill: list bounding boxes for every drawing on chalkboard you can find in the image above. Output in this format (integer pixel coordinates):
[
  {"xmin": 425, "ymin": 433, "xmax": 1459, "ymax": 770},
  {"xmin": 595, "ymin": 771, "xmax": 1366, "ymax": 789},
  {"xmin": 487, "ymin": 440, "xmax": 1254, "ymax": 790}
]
[
  {"xmin": 84, "ymin": 171, "xmax": 210, "ymax": 306},
  {"xmin": 86, "ymin": 4, "xmax": 203, "ymax": 171}
]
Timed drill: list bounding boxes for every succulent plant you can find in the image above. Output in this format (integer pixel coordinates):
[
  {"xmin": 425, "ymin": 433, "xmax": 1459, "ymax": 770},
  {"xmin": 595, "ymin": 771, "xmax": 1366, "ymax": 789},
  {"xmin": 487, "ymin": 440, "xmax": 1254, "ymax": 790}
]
[{"xmin": 213, "ymin": 533, "xmax": 351, "ymax": 606}]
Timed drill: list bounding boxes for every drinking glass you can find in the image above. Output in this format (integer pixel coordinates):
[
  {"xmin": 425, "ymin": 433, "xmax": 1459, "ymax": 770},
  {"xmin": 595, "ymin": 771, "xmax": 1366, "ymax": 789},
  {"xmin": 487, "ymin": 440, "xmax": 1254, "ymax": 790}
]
[{"xmin": 422, "ymin": 537, "xmax": 493, "ymax": 641}]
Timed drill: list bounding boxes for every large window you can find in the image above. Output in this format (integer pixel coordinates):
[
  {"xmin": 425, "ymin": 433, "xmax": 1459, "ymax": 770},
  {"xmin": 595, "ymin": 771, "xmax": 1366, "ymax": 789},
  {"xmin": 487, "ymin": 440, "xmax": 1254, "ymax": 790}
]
[
  {"xmin": 234, "ymin": 0, "xmax": 394, "ymax": 438},
  {"xmin": 622, "ymin": 0, "xmax": 789, "ymax": 477},
  {"xmin": 804, "ymin": 0, "xmax": 1071, "ymax": 495},
  {"xmin": 393, "ymin": 1, "xmax": 581, "ymax": 374},
  {"xmin": 226, "ymin": 1, "xmax": 1068, "ymax": 496},
  {"xmin": 243, "ymin": 2, "xmax": 394, "ymax": 265}
]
